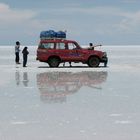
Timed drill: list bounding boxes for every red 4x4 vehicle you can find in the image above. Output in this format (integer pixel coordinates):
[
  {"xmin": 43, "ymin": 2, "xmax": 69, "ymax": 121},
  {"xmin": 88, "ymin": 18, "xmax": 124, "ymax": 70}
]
[{"xmin": 37, "ymin": 39, "xmax": 108, "ymax": 67}]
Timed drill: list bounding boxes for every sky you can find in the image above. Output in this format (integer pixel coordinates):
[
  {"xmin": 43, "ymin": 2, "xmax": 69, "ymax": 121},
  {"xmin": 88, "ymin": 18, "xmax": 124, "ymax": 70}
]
[{"xmin": 0, "ymin": 0, "xmax": 140, "ymax": 45}]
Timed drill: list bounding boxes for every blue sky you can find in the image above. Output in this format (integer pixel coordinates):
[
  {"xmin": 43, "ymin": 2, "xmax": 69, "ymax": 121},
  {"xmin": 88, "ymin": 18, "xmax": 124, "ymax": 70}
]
[{"xmin": 0, "ymin": 0, "xmax": 140, "ymax": 45}]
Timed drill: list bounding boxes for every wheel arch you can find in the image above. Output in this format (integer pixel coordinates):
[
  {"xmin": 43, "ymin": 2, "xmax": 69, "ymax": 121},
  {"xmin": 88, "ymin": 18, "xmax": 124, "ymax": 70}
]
[{"xmin": 47, "ymin": 55, "xmax": 61, "ymax": 62}]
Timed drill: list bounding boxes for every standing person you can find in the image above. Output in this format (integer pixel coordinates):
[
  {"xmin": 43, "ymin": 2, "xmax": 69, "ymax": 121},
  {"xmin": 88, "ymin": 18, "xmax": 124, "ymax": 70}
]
[
  {"xmin": 22, "ymin": 47, "xmax": 29, "ymax": 67},
  {"xmin": 15, "ymin": 41, "xmax": 21, "ymax": 64}
]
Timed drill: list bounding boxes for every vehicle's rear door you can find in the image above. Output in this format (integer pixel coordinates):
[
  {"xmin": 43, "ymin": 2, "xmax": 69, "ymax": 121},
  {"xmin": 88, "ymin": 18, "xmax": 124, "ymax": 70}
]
[
  {"xmin": 37, "ymin": 42, "xmax": 55, "ymax": 61},
  {"xmin": 55, "ymin": 42, "xmax": 70, "ymax": 61}
]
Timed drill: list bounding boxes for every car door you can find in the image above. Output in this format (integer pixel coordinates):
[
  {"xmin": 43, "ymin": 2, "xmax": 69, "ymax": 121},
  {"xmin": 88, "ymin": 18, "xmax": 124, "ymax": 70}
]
[
  {"xmin": 55, "ymin": 42, "xmax": 70, "ymax": 61},
  {"xmin": 67, "ymin": 43, "xmax": 84, "ymax": 61}
]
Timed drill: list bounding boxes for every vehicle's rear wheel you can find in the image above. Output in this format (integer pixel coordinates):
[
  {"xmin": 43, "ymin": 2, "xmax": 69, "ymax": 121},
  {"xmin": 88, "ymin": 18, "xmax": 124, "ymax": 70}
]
[
  {"xmin": 88, "ymin": 56, "xmax": 100, "ymax": 67},
  {"xmin": 48, "ymin": 57, "xmax": 60, "ymax": 67}
]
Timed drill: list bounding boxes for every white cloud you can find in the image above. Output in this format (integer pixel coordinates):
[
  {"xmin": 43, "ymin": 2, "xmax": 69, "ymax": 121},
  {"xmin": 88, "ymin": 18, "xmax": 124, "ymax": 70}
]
[
  {"xmin": 0, "ymin": 2, "xmax": 140, "ymax": 44},
  {"xmin": 0, "ymin": 3, "xmax": 37, "ymax": 25},
  {"xmin": 1, "ymin": 2, "xmax": 140, "ymax": 35},
  {"xmin": 72, "ymin": 6, "xmax": 140, "ymax": 34},
  {"xmin": 114, "ymin": 10, "xmax": 140, "ymax": 33},
  {"xmin": 51, "ymin": 5, "xmax": 140, "ymax": 35}
]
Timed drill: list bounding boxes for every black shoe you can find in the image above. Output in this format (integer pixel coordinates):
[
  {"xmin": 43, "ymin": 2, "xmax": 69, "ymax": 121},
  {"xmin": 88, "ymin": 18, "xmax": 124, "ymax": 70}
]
[{"xmin": 16, "ymin": 62, "xmax": 21, "ymax": 64}]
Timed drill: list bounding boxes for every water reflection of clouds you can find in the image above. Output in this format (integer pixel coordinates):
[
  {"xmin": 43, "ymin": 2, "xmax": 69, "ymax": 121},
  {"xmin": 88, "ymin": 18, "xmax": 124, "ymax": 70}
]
[
  {"xmin": 36, "ymin": 71, "xmax": 108, "ymax": 104},
  {"xmin": 15, "ymin": 71, "xmax": 29, "ymax": 87}
]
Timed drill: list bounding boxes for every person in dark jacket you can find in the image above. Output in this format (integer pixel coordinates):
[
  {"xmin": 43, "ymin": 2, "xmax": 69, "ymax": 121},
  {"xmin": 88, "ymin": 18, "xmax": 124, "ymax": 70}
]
[{"xmin": 22, "ymin": 47, "xmax": 29, "ymax": 67}]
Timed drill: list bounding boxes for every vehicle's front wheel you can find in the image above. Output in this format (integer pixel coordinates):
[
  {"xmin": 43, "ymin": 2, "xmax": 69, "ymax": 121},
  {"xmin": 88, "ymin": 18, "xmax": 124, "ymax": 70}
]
[
  {"xmin": 88, "ymin": 56, "xmax": 100, "ymax": 67},
  {"xmin": 48, "ymin": 57, "xmax": 60, "ymax": 67}
]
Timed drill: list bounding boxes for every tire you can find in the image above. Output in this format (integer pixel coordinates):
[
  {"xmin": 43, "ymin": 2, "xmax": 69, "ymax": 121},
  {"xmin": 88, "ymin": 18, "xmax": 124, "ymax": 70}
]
[
  {"xmin": 48, "ymin": 57, "xmax": 60, "ymax": 67},
  {"xmin": 88, "ymin": 56, "xmax": 100, "ymax": 67}
]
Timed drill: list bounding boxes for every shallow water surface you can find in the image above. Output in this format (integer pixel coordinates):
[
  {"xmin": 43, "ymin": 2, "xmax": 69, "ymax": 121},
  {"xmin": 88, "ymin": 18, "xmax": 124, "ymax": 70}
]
[{"xmin": 0, "ymin": 46, "xmax": 140, "ymax": 140}]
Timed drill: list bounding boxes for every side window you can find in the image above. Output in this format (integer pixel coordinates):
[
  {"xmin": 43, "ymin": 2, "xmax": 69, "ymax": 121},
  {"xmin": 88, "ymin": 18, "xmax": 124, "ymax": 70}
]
[
  {"xmin": 68, "ymin": 43, "xmax": 77, "ymax": 50},
  {"xmin": 56, "ymin": 43, "xmax": 65, "ymax": 49},
  {"xmin": 40, "ymin": 43, "xmax": 54, "ymax": 49}
]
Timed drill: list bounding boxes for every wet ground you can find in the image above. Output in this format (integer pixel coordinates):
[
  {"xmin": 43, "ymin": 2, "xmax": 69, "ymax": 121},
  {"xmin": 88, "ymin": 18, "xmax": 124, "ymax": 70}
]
[{"xmin": 0, "ymin": 46, "xmax": 140, "ymax": 140}]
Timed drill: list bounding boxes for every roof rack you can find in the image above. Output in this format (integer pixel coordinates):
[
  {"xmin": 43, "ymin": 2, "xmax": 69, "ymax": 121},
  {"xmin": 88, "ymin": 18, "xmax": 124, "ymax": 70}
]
[{"xmin": 40, "ymin": 37, "xmax": 66, "ymax": 40}]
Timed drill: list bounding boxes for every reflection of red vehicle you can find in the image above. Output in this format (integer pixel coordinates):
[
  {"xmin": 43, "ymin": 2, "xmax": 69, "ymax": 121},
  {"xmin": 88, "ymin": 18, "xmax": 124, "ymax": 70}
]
[{"xmin": 37, "ymin": 71, "xmax": 107, "ymax": 103}]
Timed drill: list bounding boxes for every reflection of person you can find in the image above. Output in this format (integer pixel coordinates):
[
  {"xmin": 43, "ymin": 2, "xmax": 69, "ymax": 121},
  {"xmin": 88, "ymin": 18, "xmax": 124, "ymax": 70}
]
[
  {"xmin": 15, "ymin": 71, "xmax": 20, "ymax": 86},
  {"xmin": 15, "ymin": 71, "xmax": 29, "ymax": 87},
  {"xmin": 22, "ymin": 47, "xmax": 29, "ymax": 67},
  {"xmin": 15, "ymin": 41, "xmax": 21, "ymax": 64},
  {"xmin": 23, "ymin": 72, "xmax": 29, "ymax": 87}
]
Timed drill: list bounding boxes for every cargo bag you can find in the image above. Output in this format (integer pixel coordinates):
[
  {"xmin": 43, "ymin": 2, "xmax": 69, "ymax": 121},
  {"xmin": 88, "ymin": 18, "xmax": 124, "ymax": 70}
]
[{"xmin": 40, "ymin": 30, "xmax": 66, "ymax": 39}]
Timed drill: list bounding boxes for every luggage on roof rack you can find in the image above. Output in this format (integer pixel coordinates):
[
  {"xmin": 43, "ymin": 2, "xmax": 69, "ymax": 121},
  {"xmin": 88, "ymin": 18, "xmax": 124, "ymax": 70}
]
[
  {"xmin": 40, "ymin": 30, "xmax": 66, "ymax": 40},
  {"xmin": 56, "ymin": 31, "xmax": 66, "ymax": 38}
]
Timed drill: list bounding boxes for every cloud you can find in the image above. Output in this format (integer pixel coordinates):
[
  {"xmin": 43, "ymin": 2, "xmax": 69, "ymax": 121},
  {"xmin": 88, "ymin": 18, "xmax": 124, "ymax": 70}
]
[
  {"xmin": 0, "ymin": 3, "xmax": 37, "ymax": 26},
  {"xmin": 1, "ymin": 2, "xmax": 140, "ymax": 34},
  {"xmin": 68, "ymin": 6, "xmax": 140, "ymax": 34},
  {"xmin": 122, "ymin": 0, "xmax": 139, "ymax": 4},
  {"xmin": 0, "ymin": 3, "xmax": 42, "ymax": 44},
  {"xmin": 114, "ymin": 10, "xmax": 140, "ymax": 34},
  {"xmin": 34, "ymin": 5, "xmax": 140, "ymax": 39},
  {"xmin": 0, "ymin": 2, "xmax": 140, "ymax": 44}
]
